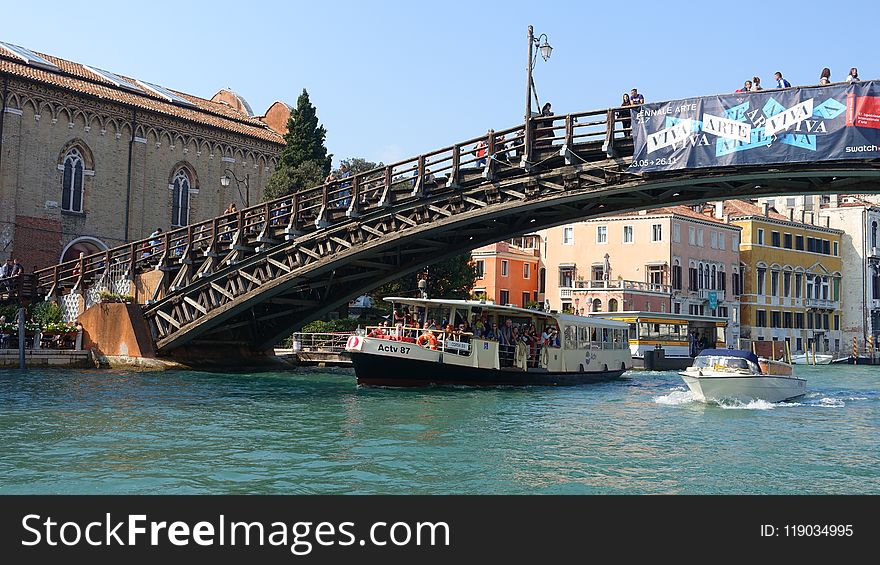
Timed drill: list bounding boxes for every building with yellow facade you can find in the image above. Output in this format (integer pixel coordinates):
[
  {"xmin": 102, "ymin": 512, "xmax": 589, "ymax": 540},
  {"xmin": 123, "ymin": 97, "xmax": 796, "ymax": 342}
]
[{"xmin": 726, "ymin": 200, "xmax": 844, "ymax": 355}]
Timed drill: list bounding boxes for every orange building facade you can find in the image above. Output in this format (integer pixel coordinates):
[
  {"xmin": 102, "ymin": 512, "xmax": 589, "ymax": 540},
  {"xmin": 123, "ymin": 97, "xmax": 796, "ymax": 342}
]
[{"xmin": 471, "ymin": 237, "xmax": 540, "ymax": 308}]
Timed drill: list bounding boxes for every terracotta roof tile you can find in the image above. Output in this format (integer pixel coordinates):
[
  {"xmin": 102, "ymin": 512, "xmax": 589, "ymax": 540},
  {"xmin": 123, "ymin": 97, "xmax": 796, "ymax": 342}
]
[
  {"xmin": 0, "ymin": 47, "xmax": 283, "ymax": 145},
  {"xmin": 723, "ymin": 200, "xmax": 791, "ymax": 221},
  {"xmin": 608, "ymin": 205, "xmax": 737, "ymax": 226}
]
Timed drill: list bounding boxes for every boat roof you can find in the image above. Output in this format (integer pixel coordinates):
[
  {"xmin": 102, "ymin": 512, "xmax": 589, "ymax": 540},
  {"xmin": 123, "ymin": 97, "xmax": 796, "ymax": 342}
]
[
  {"xmin": 696, "ymin": 348, "xmax": 760, "ymax": 365},
  {"xmin": 590, "ymin": 310, "xmax": 728, "ymax": 326},
  {"xmin": 383, "ymin": 297, "xmax": 628, "ymax": 328}
]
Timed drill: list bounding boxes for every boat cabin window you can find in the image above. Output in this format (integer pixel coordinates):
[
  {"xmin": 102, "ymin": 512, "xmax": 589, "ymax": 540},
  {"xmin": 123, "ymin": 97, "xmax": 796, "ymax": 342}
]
[
  {"xmin": 693, "ymin": 355, "xmax": 760, "ymax": 373},
  {"xmin": 638, "ymin": 322, "xmax": 688, "ymax": 342},
  {"xmin": 564, "ymin": 325, "xmax": 577, "ymax": 349}
]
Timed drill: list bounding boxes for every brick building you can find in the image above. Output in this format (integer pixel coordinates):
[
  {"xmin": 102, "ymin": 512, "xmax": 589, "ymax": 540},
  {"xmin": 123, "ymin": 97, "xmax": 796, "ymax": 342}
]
[{"xmin": 0, "ymin": 40, "xmax": 287, "ymax": 271}]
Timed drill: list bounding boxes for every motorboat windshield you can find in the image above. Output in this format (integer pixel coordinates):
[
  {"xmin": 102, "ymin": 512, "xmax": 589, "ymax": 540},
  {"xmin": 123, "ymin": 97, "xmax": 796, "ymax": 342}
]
[{"xmin": 692, "ymin": 349, "xmax": 762, "ymax": 374}]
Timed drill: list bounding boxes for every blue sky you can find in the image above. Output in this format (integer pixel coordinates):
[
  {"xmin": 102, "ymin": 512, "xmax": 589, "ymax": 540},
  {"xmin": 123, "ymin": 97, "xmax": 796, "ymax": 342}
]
[{"xmin": 3, "ymin": 0, "xmax": 876, "ymax": 166}]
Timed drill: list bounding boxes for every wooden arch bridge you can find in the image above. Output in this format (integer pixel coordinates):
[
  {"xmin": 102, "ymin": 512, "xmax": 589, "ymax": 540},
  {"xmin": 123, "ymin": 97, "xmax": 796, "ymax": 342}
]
[{"xmin": 32, "ymin": 91, "xmax": 880, "ymax": 359}]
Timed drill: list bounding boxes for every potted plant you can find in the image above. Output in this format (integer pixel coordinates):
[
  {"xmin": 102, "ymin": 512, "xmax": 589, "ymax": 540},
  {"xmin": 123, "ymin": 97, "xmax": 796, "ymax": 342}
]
[{"xmin": 98, "ymin": 290, "xmax": 134, "ymax": 303}]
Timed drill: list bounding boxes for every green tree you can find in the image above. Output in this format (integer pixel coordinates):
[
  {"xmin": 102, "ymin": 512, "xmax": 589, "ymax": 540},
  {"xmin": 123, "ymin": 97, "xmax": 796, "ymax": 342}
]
[
  {"xmin": 264, "ymin": 89, "xmax": 332, "ymax": 200},
  {"xmin": 337, "ymin": 157, "xmax": 383, "ymax": 176},
  {"xmin": 372, "ymin": 254, "xmax": 478, "ymax": 300},
  {"xmin": 264, "ymin": 161, "xmax": 325, "ymax": 200}
]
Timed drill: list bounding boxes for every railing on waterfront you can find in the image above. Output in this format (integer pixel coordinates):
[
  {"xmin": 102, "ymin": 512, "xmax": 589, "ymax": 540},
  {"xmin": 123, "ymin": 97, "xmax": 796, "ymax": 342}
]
[
  {"xmin": 286, "ymin": 332, "xmax": 352, "ymax": 355},
  {"xmin": 32, "ymin": 104, "xmax": 635, "ymax": 300}
]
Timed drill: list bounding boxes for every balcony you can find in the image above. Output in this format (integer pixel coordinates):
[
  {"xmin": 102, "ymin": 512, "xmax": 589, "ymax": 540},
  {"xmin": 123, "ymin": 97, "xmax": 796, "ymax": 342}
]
[
  {"xmin": 803, "ymin": 298, "xmax": 839, "ymax": 310},
  {"xmin": 560, "ymin": 279, "xmax": 672, "ymax": 298},
  {"xmin": 698, "ymin": 288, "xmax": 725, "ymax": 302}
]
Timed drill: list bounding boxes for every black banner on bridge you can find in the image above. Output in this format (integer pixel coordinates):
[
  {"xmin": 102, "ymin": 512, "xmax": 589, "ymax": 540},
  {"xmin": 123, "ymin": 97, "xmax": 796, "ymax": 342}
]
[{"xmin": 628, "ymin": 80, "xmax": 880, "ymax": 173}]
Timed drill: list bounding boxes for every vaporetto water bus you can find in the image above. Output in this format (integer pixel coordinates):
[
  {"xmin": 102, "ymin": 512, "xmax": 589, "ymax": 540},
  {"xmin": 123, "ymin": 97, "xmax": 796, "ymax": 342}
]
[
  {"xmin": 345, "ymin": 297, "xmax": 633, "ymax": 386},
  {"xmin": 590, "ymin": 311, "xmax": 728, "ymax": 370}
]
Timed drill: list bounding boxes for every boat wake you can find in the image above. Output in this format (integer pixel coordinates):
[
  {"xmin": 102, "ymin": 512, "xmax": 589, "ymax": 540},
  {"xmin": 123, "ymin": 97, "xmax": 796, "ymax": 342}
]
[
  {"xmin": 653, "ymin": 389, "xmax": 870, "ymax": 410},
  {"xmin": 653, "ymin": 388, "xmax": 700, "ymax": 405},
  {"xmin": 716, "ymin": 398, "xmax": 782, "ymax": 410}
]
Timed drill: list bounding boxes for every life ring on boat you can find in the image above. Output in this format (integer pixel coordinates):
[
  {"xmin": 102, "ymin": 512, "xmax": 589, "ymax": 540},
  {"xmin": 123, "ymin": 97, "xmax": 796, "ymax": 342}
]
[{"xmin": 416, "ymin": 333, "xmax": 438, "ymax": 349}]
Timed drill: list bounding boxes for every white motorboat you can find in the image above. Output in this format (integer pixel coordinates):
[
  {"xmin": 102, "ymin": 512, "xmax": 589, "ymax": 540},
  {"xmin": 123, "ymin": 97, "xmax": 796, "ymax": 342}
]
[
  {"xmin": 790, "ymin": 353, "xmax": 833, "ymax": 365},
  {"xmin": 679, "ymin": 349, "xmax": 806, "ymax": 404}
]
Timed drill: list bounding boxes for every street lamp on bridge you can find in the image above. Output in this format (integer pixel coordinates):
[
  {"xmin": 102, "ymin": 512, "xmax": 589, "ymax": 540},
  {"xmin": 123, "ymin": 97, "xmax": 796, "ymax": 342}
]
[
  {"xmin": 524, "ymin": 25, "xmax": 552, "ymax": 167},
  {"xmin": 220, "ymin": 168, "xmax": 250, "ymax": 207}
]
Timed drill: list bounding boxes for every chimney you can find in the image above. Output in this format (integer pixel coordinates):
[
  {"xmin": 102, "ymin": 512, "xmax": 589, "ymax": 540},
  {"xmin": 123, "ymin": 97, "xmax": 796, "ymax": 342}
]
[
  {"xmin": 714, "ymin": 201, "xmax": 723, "ymax": 219},
  {"xmin": 762, "ymin": 202, "xmax": 770, "ymax": 216},
  {"xmin": 830, "ymin": 194, "xmax": 839, "ymax": 207}
]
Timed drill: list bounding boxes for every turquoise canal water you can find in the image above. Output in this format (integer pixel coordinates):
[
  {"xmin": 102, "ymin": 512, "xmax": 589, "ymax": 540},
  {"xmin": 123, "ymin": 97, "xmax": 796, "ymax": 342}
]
[{"xmin": 1, "ymin": 365, "xmax": 878, "ymax": 494}]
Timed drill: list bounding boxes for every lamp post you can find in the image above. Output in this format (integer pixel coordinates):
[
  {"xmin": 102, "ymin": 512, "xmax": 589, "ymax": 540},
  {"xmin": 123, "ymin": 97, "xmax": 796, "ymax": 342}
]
[
  {"xmin": 220, "ymin": 168, "xmax": 250, "ymax": 207},
  {"xmin": 524, "ymin": 25, "xmax": 552, "ymax": 167}
]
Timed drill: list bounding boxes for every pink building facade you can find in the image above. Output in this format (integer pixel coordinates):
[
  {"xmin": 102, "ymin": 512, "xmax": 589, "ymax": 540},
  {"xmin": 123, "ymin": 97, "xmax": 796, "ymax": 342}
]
[{"xmin": 536, "ymin": 205, "xmax": 743, "ymax": 346}]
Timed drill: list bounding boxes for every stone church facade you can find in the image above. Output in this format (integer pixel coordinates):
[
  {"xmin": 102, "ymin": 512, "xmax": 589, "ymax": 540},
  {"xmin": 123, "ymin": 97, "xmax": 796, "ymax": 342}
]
[{"xmin": 0, "ymin": 41, "xmax": 288, "ymax": 271}]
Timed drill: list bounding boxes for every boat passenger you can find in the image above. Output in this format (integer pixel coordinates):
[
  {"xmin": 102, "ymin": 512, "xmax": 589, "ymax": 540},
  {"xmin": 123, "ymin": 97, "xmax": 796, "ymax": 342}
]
[
  {"xmin": 500, "ymin": 319, "xmax": 514, "ymax": 346},
  {"xmin": 547, "ymin": 326, "xmax": 560, "ymax": 348},
  {"xmin": 484, "ymin": 323, "xmax": 499, "ymax": 341}
]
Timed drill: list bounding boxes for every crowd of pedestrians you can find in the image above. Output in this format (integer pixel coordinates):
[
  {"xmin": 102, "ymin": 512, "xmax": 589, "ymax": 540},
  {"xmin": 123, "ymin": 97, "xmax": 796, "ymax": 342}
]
[{"xmin": 733, "ymin": 66, "xmax": 861, "ymax": 93}]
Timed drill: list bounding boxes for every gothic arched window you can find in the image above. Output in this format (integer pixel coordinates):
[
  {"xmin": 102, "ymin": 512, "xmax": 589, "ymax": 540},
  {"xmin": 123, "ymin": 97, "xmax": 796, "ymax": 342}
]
[
  {"xmin": 62, "ymin": 148, "xmax": 84, "ymax": 212},
  {"xmin": 171, "ymin": 168, "xmax": 191, "ymax": 227}
]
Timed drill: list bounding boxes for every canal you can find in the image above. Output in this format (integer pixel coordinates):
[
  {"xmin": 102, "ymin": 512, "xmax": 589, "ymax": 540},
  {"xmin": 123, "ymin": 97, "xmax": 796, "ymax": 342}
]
[{"xmin": 1, "ymin": 365, "xmax": 877, "ymax": 494}]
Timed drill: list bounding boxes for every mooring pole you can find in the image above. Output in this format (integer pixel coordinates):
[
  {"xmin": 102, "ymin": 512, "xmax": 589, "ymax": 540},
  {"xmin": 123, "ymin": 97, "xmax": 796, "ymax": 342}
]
[{"xmin": 18, "ymin": 306, "xmax": 26, "ymax": 370}]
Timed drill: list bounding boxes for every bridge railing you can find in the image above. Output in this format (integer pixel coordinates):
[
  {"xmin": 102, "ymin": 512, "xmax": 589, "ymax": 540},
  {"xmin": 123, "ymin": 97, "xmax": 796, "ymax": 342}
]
[{"xmin": 34, "ymin": 103, "xmax": 636, "ymax": 300}]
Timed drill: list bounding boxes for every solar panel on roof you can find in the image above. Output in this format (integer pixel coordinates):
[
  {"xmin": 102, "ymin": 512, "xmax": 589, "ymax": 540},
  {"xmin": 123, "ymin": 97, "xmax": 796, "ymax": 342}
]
[
  {"xmin": 0, "ymin": 41, "xmax": 59, "ymax": 70},
  {"xmin": 82, "ymin": 65, "xmax": 143, "ymax": 93},
  {"xmin": 137, "ymin": 80, "xmax": 197, "ymax": 107}
]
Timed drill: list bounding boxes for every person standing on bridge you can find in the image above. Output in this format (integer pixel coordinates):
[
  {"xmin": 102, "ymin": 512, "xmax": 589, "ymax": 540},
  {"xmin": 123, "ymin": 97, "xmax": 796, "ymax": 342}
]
[
  {"xmin": 819, "ymin": 67, "xmax": 831, "ymax": 85},
  {"xmin": 474, "ymin": 139, "xmax": 488, "ymax": 168},
  {"xmin": 629, "ymin": 89, "xmax": 644, "ymax": 105},
  {"xmin": 337, "ymin": 162, "xmax": 351, "ymax": 208},
  {"xmin": 774, "ymin": 71, "xmax": 791, "ymax": 89},
  {"xmin": 751, "ymin": 76, "xmax": 763, "ymax": 91},
  {"xmin": 618, "ymin": 93, "xmax": 633, "ymax": 136},
  {"xmin": 846, "ymin": 67, "xmax": 860, "ymax": 82},
  {"xmin": 1, "ymin": 258, "xmax": 12, "ymax": 290},
  {"xmin": 535, "ymin": 103, "xmax": 555, "ymax": 148}
]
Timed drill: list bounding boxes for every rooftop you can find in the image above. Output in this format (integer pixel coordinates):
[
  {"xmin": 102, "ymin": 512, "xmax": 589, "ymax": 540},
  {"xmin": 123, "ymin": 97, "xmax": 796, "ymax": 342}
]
[
  {"xmin": 601, "ymin": 204, "xmax": 740, "ymax": 227},
  {"xmin": 0, "ymin": 40, "xmax": 284, "ymax": 145}
]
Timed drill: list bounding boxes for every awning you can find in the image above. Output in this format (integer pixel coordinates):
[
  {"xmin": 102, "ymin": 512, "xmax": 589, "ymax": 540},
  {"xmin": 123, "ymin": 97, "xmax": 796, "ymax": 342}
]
[{"xmin": 644, "ymin": 261, "xmax": 668, "ymax": 266}]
